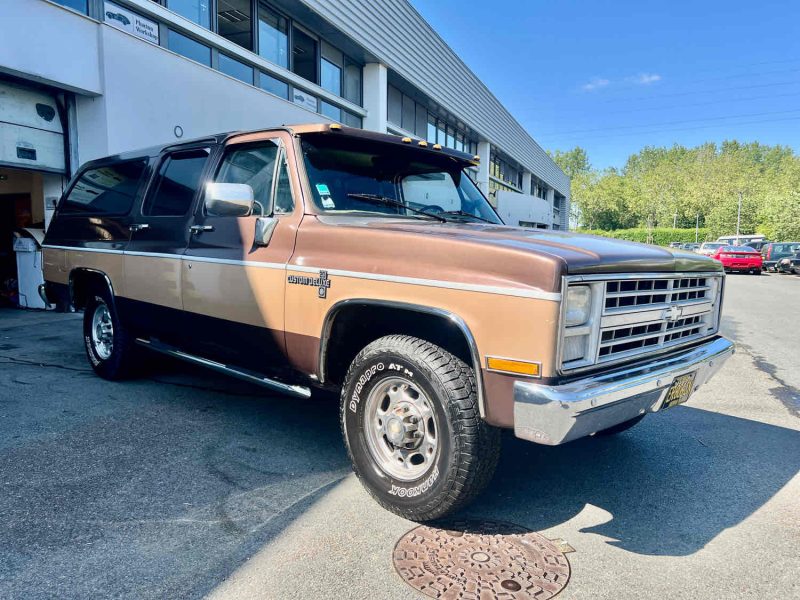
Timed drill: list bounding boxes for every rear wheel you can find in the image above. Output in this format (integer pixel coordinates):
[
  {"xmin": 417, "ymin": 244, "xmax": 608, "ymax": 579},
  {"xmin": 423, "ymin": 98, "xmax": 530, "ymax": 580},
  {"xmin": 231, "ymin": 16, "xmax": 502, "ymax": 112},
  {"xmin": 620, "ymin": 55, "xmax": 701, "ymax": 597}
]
[
  {"xmin": 83, "ymin": 289, "xmax": 139, "ymax": 379},
  {"xmin": 340, "ymin": 335, "xmax": 500, "ymax": 521}
]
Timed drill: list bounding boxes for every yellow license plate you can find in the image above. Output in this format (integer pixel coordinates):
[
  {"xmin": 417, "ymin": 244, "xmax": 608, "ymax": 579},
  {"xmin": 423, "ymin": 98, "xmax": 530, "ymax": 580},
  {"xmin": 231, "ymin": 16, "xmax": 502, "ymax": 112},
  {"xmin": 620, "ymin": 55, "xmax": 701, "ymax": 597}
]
[{"xmin": 662, "ymin": 372, "xmax": 697, "ymax": 409}]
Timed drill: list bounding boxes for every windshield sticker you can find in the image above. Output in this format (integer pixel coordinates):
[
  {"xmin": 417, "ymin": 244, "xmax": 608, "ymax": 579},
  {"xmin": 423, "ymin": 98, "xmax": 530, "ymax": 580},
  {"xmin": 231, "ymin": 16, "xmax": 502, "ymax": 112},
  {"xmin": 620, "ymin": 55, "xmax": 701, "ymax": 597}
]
[
  {"xmin": 321, "ymin": 196, "xmax": 335, "ymax": 209},
  {"xmin": 316, "ymin": 183, "xmax": 335, "ymax": 208},
  {"xmin": 316, "ymin": 183, "xmax": 331, "ymax": 196}
]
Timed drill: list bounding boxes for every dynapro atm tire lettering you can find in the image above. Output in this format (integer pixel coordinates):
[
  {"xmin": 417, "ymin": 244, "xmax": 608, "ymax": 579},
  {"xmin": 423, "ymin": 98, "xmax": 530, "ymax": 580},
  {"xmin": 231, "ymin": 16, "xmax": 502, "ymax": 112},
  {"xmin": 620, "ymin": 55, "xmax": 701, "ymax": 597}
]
[{"xmin": 349, "ymin": 362, "xmax": 385, "ymax": 412}]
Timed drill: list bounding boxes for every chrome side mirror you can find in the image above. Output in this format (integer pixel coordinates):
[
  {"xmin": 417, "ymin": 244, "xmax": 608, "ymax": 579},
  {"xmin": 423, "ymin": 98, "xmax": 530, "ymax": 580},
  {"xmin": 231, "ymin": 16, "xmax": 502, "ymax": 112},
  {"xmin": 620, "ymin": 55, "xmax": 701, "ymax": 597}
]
[
  {"xmin": 205, "ymin": 182, "xmax": 254, "ymax": 217},
  {"xmin": 255, "ymin": 216, "xmax": 278, "ymax": 247}
]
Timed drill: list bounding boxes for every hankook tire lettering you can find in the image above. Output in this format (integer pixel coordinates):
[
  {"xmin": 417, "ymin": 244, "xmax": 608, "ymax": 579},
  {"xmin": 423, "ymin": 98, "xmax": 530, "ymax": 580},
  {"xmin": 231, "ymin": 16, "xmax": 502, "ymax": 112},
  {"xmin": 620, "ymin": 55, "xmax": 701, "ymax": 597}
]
[{"xmin": 388, "ymin": 466, "xmax": 439, "ymax": 497}]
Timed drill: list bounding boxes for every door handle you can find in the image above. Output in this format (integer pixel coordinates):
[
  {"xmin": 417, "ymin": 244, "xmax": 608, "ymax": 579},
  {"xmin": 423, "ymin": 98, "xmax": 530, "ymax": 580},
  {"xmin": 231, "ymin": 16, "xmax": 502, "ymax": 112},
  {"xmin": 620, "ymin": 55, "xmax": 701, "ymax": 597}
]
[
  {"xmin": 129, "ymin": 223, "xmax": 150, "ymax": 232},
  {"xmin": 190, "ymin": 225, "xmax": 215, "ymax": 234}
]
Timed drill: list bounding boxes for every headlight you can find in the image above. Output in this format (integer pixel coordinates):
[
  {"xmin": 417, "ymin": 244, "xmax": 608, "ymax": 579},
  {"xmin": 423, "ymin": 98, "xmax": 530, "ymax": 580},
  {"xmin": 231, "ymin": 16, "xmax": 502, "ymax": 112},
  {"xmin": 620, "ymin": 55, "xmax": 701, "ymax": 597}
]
[{"xmin": 565, "ymin": 285, "xmax": 592, "ymax": 326}]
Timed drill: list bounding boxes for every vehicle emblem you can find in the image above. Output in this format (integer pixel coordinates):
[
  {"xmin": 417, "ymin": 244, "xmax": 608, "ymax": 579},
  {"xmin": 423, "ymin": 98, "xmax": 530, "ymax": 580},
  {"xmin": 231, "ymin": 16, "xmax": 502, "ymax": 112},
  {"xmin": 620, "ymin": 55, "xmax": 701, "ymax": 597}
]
[
  {"xmin": 664, "ymin": 304, "xmax": 683, "ymax": 322},
  {"xmin": 287, "ymin": 270, "xmax": 332, "ymax": 299}
]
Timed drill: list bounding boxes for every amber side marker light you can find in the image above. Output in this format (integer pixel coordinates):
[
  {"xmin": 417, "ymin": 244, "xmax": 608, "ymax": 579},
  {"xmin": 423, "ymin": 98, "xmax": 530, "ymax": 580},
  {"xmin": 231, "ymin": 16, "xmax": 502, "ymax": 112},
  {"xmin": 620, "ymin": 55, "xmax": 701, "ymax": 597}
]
[
  {"xmin": 433, "ymin": 143, "xmax": 442, "ymax": 150},
  {"xmin": 329, "ymin": 123, "xmax": 342, "ymax": 131},
  {"xmin": 401, "ymin": 137, "xmax": 412, "ymax": 143},
  {"xmin": 486, "ymin": 357, "xmax": 541, "ymax": 377},
  {"xmin": 418, "ymin": 140, "xmax": 428, "ymax": 147}
]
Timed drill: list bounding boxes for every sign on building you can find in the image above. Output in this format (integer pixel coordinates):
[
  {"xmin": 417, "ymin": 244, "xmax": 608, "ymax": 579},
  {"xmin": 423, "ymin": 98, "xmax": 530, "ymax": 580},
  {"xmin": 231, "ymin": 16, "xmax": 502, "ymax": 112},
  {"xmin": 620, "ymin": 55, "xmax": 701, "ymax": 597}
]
[{"xmin": 104, "ymin": 2, "xmax": 160, "ymax": 45}]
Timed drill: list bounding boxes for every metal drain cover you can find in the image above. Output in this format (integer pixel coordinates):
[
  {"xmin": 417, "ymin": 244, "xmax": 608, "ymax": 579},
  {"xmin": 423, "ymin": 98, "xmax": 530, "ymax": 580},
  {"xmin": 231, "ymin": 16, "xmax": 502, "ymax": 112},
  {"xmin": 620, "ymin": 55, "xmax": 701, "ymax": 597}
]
[{"xmin": 393, "ymin": 520, "xmax": 570, "ymax": 599}]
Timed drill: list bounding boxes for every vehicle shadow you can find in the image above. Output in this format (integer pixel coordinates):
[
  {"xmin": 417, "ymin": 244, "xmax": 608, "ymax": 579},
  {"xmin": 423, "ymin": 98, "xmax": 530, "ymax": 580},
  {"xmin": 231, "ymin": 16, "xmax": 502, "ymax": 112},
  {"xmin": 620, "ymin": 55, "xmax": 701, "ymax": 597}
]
[{"xmin": 466, "ymin": 406, "xmax": 800, "ymax": 556}]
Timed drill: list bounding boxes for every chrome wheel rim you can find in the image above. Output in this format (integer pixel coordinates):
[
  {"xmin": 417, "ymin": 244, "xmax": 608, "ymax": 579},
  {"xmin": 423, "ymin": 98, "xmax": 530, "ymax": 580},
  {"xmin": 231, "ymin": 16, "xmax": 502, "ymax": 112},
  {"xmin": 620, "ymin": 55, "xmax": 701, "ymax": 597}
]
[
  {"xmin": 363, "ymin": 376, "xmax": 438, "ymax": 482},
  {"xmin": 91, "ymin": 303, "xmax": 114, "ymax": 360}
]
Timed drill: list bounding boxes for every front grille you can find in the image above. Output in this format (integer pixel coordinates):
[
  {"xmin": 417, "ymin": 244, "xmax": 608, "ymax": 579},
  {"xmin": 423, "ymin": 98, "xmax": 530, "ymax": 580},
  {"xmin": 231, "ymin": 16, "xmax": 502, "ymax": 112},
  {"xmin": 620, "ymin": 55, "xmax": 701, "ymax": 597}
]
[{"xmin": 561, "ymin": 273, "xmax": 722, "ymax": 371}]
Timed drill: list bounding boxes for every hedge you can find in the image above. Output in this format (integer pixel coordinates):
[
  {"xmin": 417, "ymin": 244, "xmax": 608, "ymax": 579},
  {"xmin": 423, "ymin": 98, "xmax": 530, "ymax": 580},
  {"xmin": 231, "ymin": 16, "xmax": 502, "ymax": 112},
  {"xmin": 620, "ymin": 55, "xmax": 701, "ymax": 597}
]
[{"xmin": 575, "ymin": 228, "xmax": 711, "ymax": 246}]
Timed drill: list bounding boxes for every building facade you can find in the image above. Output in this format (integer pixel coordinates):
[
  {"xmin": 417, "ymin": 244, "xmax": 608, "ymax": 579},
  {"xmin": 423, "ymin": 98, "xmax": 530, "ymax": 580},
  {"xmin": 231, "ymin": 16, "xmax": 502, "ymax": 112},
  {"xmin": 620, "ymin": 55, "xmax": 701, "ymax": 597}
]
[{"xmin": 0, "ymin": 0, "xmax": 569, "ymax": 245}]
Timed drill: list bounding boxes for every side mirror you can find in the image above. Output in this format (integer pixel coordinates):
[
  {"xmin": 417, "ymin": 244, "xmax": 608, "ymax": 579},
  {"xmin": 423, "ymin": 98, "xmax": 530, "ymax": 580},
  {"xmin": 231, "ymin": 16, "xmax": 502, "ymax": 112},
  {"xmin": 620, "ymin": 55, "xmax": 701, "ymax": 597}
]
[{"xmin": 205, "ymin": 182, "xmax": 254, "ymax": 217}]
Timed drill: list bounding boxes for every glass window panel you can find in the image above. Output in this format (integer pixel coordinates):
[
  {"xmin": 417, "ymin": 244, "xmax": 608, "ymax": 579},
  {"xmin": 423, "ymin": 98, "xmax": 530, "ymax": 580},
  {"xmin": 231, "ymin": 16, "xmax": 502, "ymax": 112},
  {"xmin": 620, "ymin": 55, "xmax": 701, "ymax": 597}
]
[
  {"xmin": 274, "ymin": 155, "xmax": 295, "ymax": 213},
  {"xmin": 320, "ymin": 41, "xmax": 343, "ymax": 66},
  {"xmin": 320, "ymin": 101, "xmax": 341, "ymax": 122},
  {"xmin": 342, "ymin": 111, "xmax": 362, "ymax": 128},
  {"xmin": 446, "ymin": 126, "xmax": 455, "ymax": 149},
  {"xmin": 258, "ymin": 3, "xmax": 289, "ymax": 68},
  {"xmin": 144, "ymin": 151, "xmax": 209, "ymax": 217},
  {"xmin": 415, "ymin": 106, "xmax": 428, "ymax": 138},
  {"xmin": 320, "ymin": 59, "xmax": 342, "ymax": 96},
  {"xmin": 53, "ymin": 0, "xmax": 87, "ymax": 13},
  {"xmin": 427, "ymin": 117, "xmax": 437, "ymax": 144},
  {"xmin": 217, "ymin": 0, "xmax": 252, "ymax": 49},
  {"xmin": 387, "ymin": 85, "xmax": 402, "ymax": 126},
  {"xmin": 343, "ymin": 59, "xmax": 361, "ymax": 105},
  {"xmin": 213, "ymin": 142, "xmax": 279, "ymax": 216},
  {"xmin": 168, "ymin": 30, "xmax": 211, "ymax": 66},
  {"xmin": 437, "ymin": 122, "xmax": 446, "ymax": 146},
  {"xmin": 60, "ymin": 160, "xmax": 147, "ymax": 215},
  {"xmin": 401, "ymin": 95, "xmax": 415, "ymax": 132},
  {"xmin": 167, "ymin": 0, "xmax": 210, "ymax": 29},
  {"xmin": 219, "ymin": 53, "xmax": 254, "ymax": 84},
  {"xmin": 291, "ymin": 26, "xmax": 318, "ymax": 83},
  {"xmin": 260, "ymin": 72, "xmax": 289, "ymax": 98}
]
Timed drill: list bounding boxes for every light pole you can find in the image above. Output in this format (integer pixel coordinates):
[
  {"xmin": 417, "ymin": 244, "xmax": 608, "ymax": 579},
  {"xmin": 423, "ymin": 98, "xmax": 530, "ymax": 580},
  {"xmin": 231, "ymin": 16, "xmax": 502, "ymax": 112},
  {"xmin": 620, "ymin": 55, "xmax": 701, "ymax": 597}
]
[
  {"xmin": 736, "ymin": 190, "xmax": 743, "ymax": 241},
  {"xmin": 673, "ymin": 212, "xmax": 678, "ymax": 229},
  {"xmin": 695, "ymin": 213, "xmax": 700, "ymax": 243}
]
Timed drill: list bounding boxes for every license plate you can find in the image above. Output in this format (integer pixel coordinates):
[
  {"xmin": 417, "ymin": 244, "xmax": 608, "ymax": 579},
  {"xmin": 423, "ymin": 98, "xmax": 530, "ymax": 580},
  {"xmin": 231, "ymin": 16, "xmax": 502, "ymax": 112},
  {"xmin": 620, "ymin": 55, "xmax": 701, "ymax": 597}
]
[{"xmin": 662, "ymin": 371, "xmax": 697, "ymax": 409}]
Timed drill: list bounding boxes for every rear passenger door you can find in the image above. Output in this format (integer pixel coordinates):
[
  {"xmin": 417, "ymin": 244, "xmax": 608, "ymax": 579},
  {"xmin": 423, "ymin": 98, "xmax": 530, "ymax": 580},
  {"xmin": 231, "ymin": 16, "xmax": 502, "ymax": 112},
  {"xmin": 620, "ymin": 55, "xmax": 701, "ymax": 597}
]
[
  {"xmin": 123, "ymin": 146, "xmax": 211, "ymax": 340},
  {"xmin": 181, "ymin": 133, "xmax": 302, "ymax": 371}
]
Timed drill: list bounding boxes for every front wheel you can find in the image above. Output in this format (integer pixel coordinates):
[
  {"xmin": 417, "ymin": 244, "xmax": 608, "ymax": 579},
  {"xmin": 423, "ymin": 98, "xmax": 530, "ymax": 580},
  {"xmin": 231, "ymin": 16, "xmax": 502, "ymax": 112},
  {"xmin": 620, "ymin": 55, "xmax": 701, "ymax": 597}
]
[{"xmin": 340, "ymin": 335, "xmax": 500, "ymax": 521}]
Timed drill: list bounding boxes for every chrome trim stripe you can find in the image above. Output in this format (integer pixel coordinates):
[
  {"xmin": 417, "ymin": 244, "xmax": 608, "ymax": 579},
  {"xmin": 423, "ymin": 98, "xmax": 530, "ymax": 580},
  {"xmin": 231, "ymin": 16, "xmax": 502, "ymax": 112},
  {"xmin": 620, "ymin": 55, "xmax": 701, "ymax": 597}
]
[{"xmin": 43, "ymin": 245, "xmax": 562, "ymax": 300}]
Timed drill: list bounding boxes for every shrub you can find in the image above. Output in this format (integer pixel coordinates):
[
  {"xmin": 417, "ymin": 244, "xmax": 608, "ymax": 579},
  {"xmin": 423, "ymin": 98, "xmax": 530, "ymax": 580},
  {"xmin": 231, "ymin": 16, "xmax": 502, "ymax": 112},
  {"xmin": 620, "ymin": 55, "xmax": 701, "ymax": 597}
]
[{"xmin": 576, "ymin": 227, "xmax": 711, "ymax": 246}]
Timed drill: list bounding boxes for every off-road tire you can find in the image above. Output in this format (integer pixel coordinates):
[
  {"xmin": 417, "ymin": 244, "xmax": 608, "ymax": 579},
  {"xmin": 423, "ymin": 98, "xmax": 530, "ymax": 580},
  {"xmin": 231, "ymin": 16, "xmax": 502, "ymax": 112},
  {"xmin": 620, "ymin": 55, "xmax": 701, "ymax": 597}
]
[
  {"xmin": 594, "ymin": 414, "xmax": 646, "ymax": 436},
  {"xmin": 83, "ymin": 288, "xmax": 139, "ymax": 380},
  {"xmin": 340, "ymin": 335, "xmax": 501, "ymax": 522}
]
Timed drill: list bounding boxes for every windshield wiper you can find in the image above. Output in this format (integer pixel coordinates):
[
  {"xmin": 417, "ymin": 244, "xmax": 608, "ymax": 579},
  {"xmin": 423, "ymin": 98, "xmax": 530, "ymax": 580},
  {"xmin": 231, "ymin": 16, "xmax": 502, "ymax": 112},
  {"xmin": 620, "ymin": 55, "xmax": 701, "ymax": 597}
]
[
  {"xmin": 345, "ymin": 193, "xmax": 447, "ymax": 223},
  {"xmin": 438, "ymin": 210, "xmax": 496, "ymax": 224}
]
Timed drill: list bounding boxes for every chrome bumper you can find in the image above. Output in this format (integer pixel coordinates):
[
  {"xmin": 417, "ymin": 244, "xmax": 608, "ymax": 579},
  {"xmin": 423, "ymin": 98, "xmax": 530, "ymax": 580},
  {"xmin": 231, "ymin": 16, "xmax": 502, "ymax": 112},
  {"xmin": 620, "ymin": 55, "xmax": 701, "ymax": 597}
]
[{"xmin": 513, "ymin": 337, "xmax": 734, "ymax": 445}]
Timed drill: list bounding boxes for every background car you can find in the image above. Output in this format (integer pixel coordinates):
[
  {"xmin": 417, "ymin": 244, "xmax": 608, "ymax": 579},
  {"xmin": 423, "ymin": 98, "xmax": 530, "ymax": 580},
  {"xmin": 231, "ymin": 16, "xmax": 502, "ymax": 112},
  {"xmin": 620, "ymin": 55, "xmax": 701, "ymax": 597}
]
[
  {"xmin": 698, "ymin": 242, "xmax": 725, "ymax": 256},
  {"xmin": 669, "ymin": 241, "xmax": 682, "ymax": 248},
  {"xmin": 761, "ymin": 242, "xmax": 800, "ymax": 271},
  {"xmin": 681, "ymin": 243, "xmax": 700, "ymax": 251},
  {"xmin": 745, "ymin": 240, "xmax": 770, "ymax": 252},
  {"xmin": 776, "ymin": 249, "xmax": 800, "ymax": 274},
  {"xmin": 712, "ymin": 245, "xmax": 763, "ymax": 274}
]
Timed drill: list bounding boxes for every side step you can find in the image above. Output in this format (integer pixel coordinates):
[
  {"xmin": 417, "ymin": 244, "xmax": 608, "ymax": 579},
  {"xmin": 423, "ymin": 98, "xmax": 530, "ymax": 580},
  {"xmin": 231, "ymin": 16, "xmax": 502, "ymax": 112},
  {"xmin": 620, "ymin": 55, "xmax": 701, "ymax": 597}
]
[{"xmin": 135, "ymin": 338, "xmax": 312, "ymax": 399}]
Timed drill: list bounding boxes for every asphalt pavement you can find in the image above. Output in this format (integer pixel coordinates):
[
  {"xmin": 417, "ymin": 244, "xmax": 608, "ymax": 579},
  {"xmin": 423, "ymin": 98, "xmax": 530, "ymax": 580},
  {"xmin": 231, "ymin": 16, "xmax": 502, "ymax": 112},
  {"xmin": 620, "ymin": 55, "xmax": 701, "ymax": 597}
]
[{"xmin": 0, "ymin": 273, "xmax": 798, "ymax": 599}]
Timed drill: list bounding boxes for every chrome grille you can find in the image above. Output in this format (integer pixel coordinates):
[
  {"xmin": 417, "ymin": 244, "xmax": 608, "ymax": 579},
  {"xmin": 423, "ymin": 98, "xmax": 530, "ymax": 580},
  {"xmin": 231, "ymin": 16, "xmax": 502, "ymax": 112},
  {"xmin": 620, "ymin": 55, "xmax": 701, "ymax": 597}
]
[{"xmin": 560, "ymin": 273, "xmax": 723, "ymax": 371}]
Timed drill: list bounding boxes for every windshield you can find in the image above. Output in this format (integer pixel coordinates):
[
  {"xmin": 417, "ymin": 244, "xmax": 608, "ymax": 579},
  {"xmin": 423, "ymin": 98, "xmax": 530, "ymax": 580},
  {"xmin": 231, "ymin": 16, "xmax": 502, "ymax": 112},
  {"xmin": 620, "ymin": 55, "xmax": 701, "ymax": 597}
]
[{"xmin": 300, "ymin": 133, "xmax": 501, "ymax": 224}]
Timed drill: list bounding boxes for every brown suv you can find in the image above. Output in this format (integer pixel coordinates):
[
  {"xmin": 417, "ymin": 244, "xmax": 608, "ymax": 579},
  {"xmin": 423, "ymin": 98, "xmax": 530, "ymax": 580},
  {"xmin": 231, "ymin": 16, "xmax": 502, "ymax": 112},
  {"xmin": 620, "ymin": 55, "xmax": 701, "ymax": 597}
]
[{"xmin": 41, "ymin": 124, "xmax": 734, "ymax": 520}]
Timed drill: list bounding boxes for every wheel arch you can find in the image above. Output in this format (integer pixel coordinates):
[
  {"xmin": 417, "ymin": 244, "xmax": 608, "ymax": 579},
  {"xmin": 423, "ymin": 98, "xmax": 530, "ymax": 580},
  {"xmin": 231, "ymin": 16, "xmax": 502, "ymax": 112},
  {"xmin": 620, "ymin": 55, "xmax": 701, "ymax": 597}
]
[
  {"xmin": 69, "ymin": 268, "xmax": 116, "ymax": 311},
  {"xmin": 319, "ymin": 299, "xmax": 486, "ymax": 417}
]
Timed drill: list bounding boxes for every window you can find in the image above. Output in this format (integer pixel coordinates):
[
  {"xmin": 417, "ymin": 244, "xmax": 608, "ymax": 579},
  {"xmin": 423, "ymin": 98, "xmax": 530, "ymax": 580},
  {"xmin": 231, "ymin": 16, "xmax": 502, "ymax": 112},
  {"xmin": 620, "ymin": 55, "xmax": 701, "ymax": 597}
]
[
  {"xmin": 387, "ymin": 85, "xmax": 403, "ymax": 127},
  {"xmin": 53, "ymin": 0, "xmax": 87, "ymax": 13},
  {"xmin": 144, "ymin": 150, "xmax": 209, "ymax": 216},
  {"xmin": 213, "ymin": 143, "xmax": 279, "ymax": 216},
  {"xmin": 402, "ymin": 95, "xmax": 415, "ymax": 133},
  {"xmin": 320, "ymin": 42, "xmax": 343, "ymax": 96},
  {"xmin": 216, "ymin": 0, "xmax": 252, "ymax": 49},
  {"xmin": 219, "ymin": 53, "xmax": 254, "ymax": 84},
  {"xmin": 60, "ymin": 160, "xmax": 148, "ymax": 215},
  {"xmin": 274, "ymin": 155, "xmax": 294, "ymax": 213},
  {"xmin": 168, "ymin": 30, "xmax": 211, "ymax": 66},
  {"xmin": 167, "ymin": 0, "xmax": 210, "ymax": 29},
  {"xmin": 291, "ymin": 26, "xmax": 317, "ymax": 83},
  {"xmin": 342, "ymin": 111, "xmax": 362, "ymax": 128},
  {"xmin": 258, "ymin": 3, "xmax": 288, "ymax": 67},
  {"xmin": 343, "ymin": 59, "xmax": 361, "ymax": 105},
  {"xmin": 260, "ymin": 72, "xmax": 289, "ymax": 98},
  {"xmin": 427, "ymin": 117, "xmax": 437, "ymax": 144},
  {"xmin": 320, "ymin": 101, "xmax": 341, "ymax": 122}
]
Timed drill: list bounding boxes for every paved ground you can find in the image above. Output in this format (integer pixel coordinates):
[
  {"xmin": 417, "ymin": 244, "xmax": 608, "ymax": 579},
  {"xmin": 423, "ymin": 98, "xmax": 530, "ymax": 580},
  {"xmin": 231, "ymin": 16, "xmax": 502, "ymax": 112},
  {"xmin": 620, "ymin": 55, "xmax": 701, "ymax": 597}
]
[{"xmin": 0, "ymin": 273, "xmax": 798, "ymax": 600}]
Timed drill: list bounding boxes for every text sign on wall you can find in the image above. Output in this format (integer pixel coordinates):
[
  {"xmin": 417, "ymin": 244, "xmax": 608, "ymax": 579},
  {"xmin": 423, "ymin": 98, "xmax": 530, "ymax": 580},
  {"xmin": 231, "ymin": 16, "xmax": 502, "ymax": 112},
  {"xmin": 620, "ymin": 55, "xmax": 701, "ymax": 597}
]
[
  {"xmin": 292, "ymin": 89, "xmax": 318, "ymax": 112},
  {"xmin": 104, "ymin": 1, "xmax": 160, "ymax": 45}
]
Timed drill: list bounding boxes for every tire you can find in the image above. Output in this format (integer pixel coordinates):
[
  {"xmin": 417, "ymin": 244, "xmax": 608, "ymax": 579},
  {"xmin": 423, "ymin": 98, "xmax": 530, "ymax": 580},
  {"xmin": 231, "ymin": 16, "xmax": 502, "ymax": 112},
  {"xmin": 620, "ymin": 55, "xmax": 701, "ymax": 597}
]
[
  {"xmin": 751, "ymin": 269, "xmax": 761, "ymax": 275},
  {"xmin": 340, "ymin": 335, "xmax": 500, "ymax": 522},
  {"xmin": 83, "ymin": 288, "xmax": 139, "ymax": 380},
  {"xmin": 594, "ymin": 414, "xmax": 646, "ymax": 436}
]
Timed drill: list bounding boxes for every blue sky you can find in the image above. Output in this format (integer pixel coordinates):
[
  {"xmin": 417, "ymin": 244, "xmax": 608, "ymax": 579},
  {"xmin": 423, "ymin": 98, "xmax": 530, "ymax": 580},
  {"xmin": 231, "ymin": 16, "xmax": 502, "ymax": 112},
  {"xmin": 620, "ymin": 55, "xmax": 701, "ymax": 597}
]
[{"xmin": 410, "ymin": 0, "xmax": 800, "ymax": 170}]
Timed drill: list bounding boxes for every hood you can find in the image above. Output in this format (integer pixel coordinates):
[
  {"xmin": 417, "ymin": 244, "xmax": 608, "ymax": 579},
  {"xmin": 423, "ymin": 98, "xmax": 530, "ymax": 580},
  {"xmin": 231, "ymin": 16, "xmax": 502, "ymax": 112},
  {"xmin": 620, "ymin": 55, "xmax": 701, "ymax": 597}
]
[{"xmin": 321, "ymin": 217, "xmax": 721, "ymax": 275}]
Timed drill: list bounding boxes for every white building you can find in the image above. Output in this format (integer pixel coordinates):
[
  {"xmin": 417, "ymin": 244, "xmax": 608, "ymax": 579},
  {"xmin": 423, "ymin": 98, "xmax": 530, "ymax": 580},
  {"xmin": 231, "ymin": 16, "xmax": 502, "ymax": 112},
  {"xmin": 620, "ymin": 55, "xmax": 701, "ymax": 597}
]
[{"xmin": 0, "ymin": 0, "xmax": 570, "ymax": 277}]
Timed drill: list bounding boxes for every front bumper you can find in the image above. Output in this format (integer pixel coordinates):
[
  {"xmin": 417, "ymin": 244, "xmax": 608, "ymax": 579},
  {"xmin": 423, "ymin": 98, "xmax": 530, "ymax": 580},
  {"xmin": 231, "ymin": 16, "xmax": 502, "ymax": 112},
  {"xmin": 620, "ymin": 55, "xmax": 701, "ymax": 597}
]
[{"xmin": 513, "ymin": 336, "xmax": 734, "ymax": 445}]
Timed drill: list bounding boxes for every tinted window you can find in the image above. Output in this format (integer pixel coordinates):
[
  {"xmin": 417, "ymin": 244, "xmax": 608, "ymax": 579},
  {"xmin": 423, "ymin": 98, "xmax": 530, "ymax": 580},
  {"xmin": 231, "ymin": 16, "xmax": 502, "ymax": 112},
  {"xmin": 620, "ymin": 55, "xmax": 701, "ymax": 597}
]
[
  {"xmin": 144, "ymin": 151, "xmax": 209, "ymax": 216},
  {"xmin": 168, "ymin": 30, "xmax": 211, "ymax": 66},
  {"xmin": 213, "ymin": 143, "xmax": 279, "ymax": 216},
  {"xmin": 219, "ymin": 53, "xmax": 253, "ymax": 84},
  {"xmin": 61, "ymin": 160, "xmax": 147, "ymax": 215},
  {"xmin": 274, "ymin": 155, "xmax": 294, "ymax": 214}
]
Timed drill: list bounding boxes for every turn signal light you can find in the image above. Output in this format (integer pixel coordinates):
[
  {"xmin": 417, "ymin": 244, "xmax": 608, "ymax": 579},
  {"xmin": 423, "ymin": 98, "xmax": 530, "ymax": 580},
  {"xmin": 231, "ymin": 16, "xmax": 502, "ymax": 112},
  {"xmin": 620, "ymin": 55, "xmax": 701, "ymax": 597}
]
[{"xmin": 486, "ymin": 357, "xmax": 540, "ymax": 377}]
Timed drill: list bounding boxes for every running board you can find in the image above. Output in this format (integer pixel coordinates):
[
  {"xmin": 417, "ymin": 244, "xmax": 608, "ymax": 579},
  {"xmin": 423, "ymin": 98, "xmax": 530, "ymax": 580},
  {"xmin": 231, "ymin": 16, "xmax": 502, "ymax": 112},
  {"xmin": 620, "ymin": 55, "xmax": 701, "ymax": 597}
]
[{"xmin": 135, "ymin": 338, "xmax": 312, "ymax": 399}]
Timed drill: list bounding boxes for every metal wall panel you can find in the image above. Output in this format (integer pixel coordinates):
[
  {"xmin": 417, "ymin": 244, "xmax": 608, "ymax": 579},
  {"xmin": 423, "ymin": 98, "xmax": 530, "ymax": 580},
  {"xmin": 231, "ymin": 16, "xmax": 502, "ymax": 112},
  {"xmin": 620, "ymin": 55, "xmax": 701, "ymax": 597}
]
[{"xmin": 298, "ymin": 0, "xmax": 570, "ymax": 197}]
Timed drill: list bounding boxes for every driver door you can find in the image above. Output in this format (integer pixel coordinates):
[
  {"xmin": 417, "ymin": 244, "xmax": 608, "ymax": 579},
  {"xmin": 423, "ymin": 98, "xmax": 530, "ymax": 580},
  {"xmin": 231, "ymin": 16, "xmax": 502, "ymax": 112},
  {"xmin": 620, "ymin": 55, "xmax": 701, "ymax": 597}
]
[{"xmin": 180, "ymin": 132, "xmax": 301, "ymax": 372}]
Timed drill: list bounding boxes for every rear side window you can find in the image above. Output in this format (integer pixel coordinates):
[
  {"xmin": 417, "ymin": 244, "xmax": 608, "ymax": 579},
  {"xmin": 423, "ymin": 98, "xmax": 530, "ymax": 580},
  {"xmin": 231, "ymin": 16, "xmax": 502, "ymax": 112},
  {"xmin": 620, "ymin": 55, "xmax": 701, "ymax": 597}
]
[
  {"xmin": 60, "ymin": 160, "xmax": 147, "ymax": 215},
  {"xmin": 143, "ymin": 149, "xmax": 209, "ymax": 216}
]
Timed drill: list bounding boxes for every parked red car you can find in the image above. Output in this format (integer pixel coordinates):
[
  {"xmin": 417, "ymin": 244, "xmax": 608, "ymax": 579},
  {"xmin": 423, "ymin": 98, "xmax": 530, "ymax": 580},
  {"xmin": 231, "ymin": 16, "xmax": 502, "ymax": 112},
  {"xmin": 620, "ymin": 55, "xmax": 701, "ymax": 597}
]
[{"xmin": 711, "ymin": 245, "xmax": 763, "ymax": 274}]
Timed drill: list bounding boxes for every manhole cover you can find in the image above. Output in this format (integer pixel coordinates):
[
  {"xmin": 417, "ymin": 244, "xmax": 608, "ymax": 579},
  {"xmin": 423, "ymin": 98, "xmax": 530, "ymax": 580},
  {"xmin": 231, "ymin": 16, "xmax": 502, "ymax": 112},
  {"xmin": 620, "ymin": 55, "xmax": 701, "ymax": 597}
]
[{"xmin": 393, "ymin": 519, "xmax": 570, "ymax": 599}]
